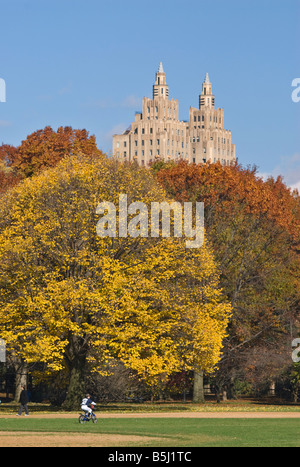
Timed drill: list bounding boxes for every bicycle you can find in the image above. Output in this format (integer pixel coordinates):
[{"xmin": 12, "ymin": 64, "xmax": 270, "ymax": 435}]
[{"xmin": 78, "ymin": 404, "xmax": 98, "ymax": 424}]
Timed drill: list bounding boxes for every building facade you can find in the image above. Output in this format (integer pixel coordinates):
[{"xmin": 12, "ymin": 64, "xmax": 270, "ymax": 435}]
[{"xmin": 112, "ymin": 63, "xmax": 236, "ymax": 166}]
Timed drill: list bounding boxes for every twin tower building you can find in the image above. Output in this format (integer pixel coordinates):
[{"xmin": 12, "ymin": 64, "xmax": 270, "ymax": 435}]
[{"xmin": 113, "ymin": 63, "xmax": 236, "ymax": 166}]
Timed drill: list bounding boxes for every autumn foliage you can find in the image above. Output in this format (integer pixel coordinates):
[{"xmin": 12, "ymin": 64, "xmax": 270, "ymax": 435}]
[
  {"xmin": 155, "ymin": 160, "xmax": 300, "ymax": 398},
  {"xmin": 0, "ymin": 154, "xmax": 231, "ymax": 407},
  {"xmin": 0, "ymin": 126, "xmax": 102, "ymax": 181},
  {"xmin": 156, "ymin": 160, "xmax": 299, "ymax": 240},
  {"xmin": 1, "ymin": 124, "xmax": 299, "ymax": 403}
]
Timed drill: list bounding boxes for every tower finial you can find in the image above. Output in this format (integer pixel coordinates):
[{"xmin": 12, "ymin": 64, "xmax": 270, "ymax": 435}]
[
  {"xmin": 158, "ymin": 62, "xmax": 164, "ymax": 73},
  {"xmin": 204, "ymin": 72, "xmax": 210, "ymax": 84}
]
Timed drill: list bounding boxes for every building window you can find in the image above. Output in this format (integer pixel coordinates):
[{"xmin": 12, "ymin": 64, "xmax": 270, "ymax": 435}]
[
  {"xmin": 142, "ymin": 128, "xmax": 145, "ymax": 134},
  {"xmin": 135, "ymin": 140, "xmax": 138, "ymax": 146},
  {"xmin": 203, "ymin": 148, "xmax": 206, "ymax": 153},
  {"xmin": 124, "ymin": 142, "xmax": 127, "ymax": 147},
  {"xmin": 157, "ymin": 139, "xmax": 160, "ymax": 145},
  {"xmin": 150, "ymin": 128, "xmax": 153, "ymax": 133}
]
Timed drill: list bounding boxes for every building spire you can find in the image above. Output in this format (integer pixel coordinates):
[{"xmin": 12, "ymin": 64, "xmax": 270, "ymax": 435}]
[
  {"xmin": 199, "ymin": 73, "xmax": 214, "ymax": 109},
  {"xmin": 204, "ymin": 72, "xmax": 210, "ymax": 84},
  {"xmin": 153, "ymin": 62, "xmax": 169, "ymax": 99},
  {"xmin": 158, "ymin": 62, "xmax": 164, "ymax": 73}
]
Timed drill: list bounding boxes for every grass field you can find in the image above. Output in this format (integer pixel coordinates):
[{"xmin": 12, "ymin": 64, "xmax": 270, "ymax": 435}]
[{"xmin": 1, "ymin": 416, "xmax": 300, "ymax": 447}]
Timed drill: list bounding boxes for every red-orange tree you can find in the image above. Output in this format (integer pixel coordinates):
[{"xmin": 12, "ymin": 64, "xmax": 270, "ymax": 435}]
[
  {"xmin": 0, "ymin": 126, "xmax": 102, "ymax": 179},
  {"xmin": 155, "ymin": 160, "xmax": 300, "ymax": 398},
  {"xmin": 0, "ymin": 145, "xmax": 21, "ymax": 194}
]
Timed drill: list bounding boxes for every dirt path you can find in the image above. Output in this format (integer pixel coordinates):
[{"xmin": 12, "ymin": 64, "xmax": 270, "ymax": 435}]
[{"xmin": 0, "ymin": 431, "xmax": 163, "ymax": 447}]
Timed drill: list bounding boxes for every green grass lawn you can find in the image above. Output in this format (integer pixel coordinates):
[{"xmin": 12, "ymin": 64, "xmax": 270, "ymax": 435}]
[{"xmin": 0, "ymin": 417, "xmax": 300, "ymax": 447}]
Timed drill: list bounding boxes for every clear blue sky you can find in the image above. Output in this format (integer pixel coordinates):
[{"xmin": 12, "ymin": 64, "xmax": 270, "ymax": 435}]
[{"xmin": 0, "ymin": 0, "xmax": 299, "ymax": 188}]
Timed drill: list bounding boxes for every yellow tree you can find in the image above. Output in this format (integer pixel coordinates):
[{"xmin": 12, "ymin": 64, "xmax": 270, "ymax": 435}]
[{"xmin": 0, "ymin": 154, "xmax": 231, "ymax": 407}]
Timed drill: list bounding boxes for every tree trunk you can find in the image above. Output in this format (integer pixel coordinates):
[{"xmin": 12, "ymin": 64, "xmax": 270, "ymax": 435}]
[
  {"xmin": 292, "ymin": 383, "xmax": 299, "ymax": 403},
  {"xmin": 193, "ymin": 368, "xmax": 205, "ymax": 403},
  {"xmin": 14, "ymin": 359, "xmax": 28, "ymax": 403},
  {"xmin": 63, "ymin": 358, "xmax": 86, "ymax": 410}
]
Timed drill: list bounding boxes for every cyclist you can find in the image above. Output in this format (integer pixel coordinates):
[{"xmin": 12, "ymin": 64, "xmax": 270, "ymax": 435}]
[{"xmin": 81, "ymin": 394, "xmax": 96, "ymax": 421}]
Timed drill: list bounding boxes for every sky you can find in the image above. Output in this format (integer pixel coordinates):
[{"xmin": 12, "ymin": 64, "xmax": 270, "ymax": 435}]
[{"xmin": 0, "ymin": 0, "xmax": 299, "ymax": 189}]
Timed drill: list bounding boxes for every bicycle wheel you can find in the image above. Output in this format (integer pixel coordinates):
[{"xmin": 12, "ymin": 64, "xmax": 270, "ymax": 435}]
[
  {"xmin": 78, "ymin": 414, "xmax": 86, "ymax": 424},
  {"xmin": 91, "ymin": 413, "xmax": 97, "ymax": 424}
]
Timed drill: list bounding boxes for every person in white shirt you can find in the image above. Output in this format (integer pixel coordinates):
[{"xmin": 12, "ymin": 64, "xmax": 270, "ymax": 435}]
[{"xmin": 81, "ymin": 394, "xmax": 95, "ymax": 421}]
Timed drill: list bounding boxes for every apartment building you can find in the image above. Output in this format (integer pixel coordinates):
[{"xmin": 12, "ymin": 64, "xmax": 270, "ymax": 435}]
[{"xmin": 112, "ymin": 63, "xmax": 236, "ymax": 166}]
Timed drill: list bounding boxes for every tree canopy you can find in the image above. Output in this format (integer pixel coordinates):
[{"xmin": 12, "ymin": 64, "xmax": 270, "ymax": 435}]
[
  {"xmin": 155, "ymin": 160, "xmax": 300, "ymax": 397},
  {"xmin": 0, "ymin": 126, "xmax": 102, "ymax": 179},
  {"xmin": 0, "ymin": 154, "xmax": 231, "ymax": 407}
]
